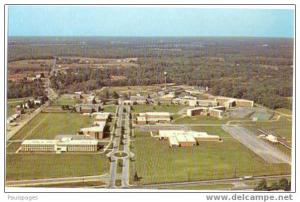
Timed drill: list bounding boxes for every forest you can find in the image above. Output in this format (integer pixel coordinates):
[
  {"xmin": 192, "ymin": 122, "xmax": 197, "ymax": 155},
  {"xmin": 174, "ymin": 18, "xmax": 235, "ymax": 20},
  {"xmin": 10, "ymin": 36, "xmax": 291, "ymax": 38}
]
[
  {"xmin": 8, "ymin": 37, "xmax": 294, "ymax": 109},
  {"xmin": 7, "ymin": 80, "xmax": 45, "ymax": 99}
]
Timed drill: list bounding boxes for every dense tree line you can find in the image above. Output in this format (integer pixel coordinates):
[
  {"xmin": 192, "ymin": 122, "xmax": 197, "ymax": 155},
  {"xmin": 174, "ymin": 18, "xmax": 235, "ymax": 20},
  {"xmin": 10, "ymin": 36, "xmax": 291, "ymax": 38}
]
[
  {"xmin": 255, "ymin": 178, "xmax": 291, "ymax": 191},
  {"xmin": 8, "ymin": 37, "xmax": 293, "ymax": 109},
  {"xmin": 7, "ymin": 80, "xmax": 45, "ymax": 99},
  {"xmin": 49, "ymin": 55, "xmax": 292, "ymax": 109}
]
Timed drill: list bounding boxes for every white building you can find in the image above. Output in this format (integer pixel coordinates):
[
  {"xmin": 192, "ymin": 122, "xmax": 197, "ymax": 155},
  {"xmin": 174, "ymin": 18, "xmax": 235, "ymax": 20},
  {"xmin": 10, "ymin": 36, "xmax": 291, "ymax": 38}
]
[
  {"xmin": 21, "ymin": 138, "xmax": 99, "ymax": 152},
  {"xmin": 159, "ymin": 130, "xmax": 221, "ymax": 147},
  {"xmin": 136, "ymin": 112, "xmax": 171, "ymax": 124}
]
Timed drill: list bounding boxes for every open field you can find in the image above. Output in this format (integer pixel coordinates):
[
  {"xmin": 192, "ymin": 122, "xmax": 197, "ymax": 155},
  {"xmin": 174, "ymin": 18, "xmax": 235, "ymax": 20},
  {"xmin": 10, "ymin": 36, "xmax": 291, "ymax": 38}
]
[
  {"xmin": 173, "ymin": 115, "xmax": 227, "ymax": 124},
  {"xmin": 10, "ymin": 113, "xmax": 92, "ymax": 140},
  {"xmin": 7, "ymin": 98, "xmax": 27, "ymax": 117},
  {"xmin": 53, "ymin": 94, "xmax": 77, "ymax": 106},
  {"xmin": 6, "ymin": 154, "xmax": 109, "ymax": 181},
  {"xmin": 132, "ymin": 104, "xmax": 186, "ymax": 114},
  {"xmin": 103, "ymin": 105, "xmax": 117, "ymax": 113},
  {"xmin": 275, "ymin": 108, "xmax": 292, "ymax": 115},
  {"xmin": 130, "ymin": 129, "xmax": 290, "ymax": 185}
]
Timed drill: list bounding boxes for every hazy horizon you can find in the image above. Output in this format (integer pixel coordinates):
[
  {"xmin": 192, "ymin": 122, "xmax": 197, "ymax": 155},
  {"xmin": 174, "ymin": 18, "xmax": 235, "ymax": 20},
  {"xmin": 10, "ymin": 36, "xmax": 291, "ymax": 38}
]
[{"xmin": 8, "ymin": 6, "xmax": 294, "ymax": 38}]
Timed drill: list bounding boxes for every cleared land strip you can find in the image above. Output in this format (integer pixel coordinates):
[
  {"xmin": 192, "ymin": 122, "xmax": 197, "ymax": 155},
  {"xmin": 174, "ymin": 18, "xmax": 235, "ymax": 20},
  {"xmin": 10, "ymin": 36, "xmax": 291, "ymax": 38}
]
[
  {"xmin": 222, "ymin": 125, "xmax": 291, "ymax": 165},
  {"xmin": 6, "ymin": 174, "xmax": 109, "ymax": 187}
]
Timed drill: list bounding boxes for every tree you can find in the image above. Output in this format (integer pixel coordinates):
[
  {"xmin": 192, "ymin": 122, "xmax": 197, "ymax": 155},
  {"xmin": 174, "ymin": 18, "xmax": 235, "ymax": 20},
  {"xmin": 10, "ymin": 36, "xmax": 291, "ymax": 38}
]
[
  {"xmin": 105, "ymin": 91, "xmax": 110, "ymax": 99},
  {"xmin": 255, "ymin": 179, "xmax": 268, "ymax": 191},
  {"xmin": 269, "ymin": 182, "xmax": 279, "ymax": 191},
  {"xmin": 278, "ymin": 178, "xmax": 290, "ymax": 191},
  {"xmin": 133, "ymin": 171, "xmax": 139, "ymax": 182},
  {"xmin": 112, "ymin": 91, "xmax": 119, "ymax": 99}
]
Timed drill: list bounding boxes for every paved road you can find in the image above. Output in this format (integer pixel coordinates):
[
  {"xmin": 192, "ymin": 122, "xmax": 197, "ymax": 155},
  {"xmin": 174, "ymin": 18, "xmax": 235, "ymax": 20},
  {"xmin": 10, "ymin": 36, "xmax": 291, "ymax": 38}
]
[
  {"xmin": 222, "ymin": 125, "xmax": 291, "ymax": 165},
  {"xmin": 107, "ymin": 104, "xmax": 124, "ymax": 188},
  {"xmin": 6, "ymin": 174, "xmax": 110, "ymax": 187},
  {"xmin": 121, "ymin": 105, "xmax": 131, "ymax": 187},
  {"xmin": 133, "ymin": 174, "xmax": 291, "ymax": 189}
]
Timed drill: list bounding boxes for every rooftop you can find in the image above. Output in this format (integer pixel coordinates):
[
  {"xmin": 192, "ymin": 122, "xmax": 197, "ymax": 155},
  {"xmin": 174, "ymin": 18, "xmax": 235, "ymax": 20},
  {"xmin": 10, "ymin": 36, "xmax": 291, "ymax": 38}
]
[
  {"xmin": 139, "ymin": 112, "xmax": 171, "ymax": 116},
  {"xmin": 80, "ymin": 124, "xmax": 106, "ymax": 132}
]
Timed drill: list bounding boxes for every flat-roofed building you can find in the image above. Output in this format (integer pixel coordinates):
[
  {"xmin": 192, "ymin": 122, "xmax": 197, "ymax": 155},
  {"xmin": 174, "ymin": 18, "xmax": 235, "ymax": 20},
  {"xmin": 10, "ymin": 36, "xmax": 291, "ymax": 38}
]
[
  {"xmin": 120, "ymin": 95, "xmax": 147, "ymax": 105},
  {"xmin": 209, "ymin": 106, "xmax": 226, "ymax": 119},
  {"xmin": 159, "ymin": 130, "xmax": 221, "ymax": 148},
  {"xmin": 187, "ymin": 107, "xmax": 208, "ymax": 117},
  {"xmin": 137, "ymin": 112, "xmax": 171, "ymax": 124},
  {"xmin": 236, "ymin": 99, "xmax": 254, "ymax": 107},
  {"xmin": 21, "ymin": 140, "xmax": 57, "ymax": 152},
  {"xmin": 93, "ymin": 112, "xmax": 111, "ymax": 122},
  {"xmin": 21, "ymin": 138, "xmax": 98, "ymax": 152},
  {"xmin": 178, "ymin": 134, "xmax": 196, "ymax": 147},
  {"xmin": 215, "ymin": 96, "xmax": 254, "ymax": 108},
  {"xmin": 80, "ymin": 123, "xmax": 106, "ymax": 139},
  {"xmin": 188, "ymin": 99, "xmax": 218, "ymax": 107},
  {"xmin": 160, "ymin": 92, "xmax": 176, "ymax": 100},
  {"xmin": 192, "ymin": 132, "xmax": 221, "ymax": 142},
  {"xmin": 136, "ymin": 116, "xmax": 147, "ymax": 125},
  {"xmin": 130, "ymin": 95, "xmax": 147, "ymax": 105},
  {"xmin": 168, "ymin": 136, "xmax": 179, "ymax": 147},
  {"xmin": 172, "ymin": 95, "xmax": 197, "ymax": 105},
  {"xmin": 57, "ymin": 139, "xmax": 98, "ymax": 152}
]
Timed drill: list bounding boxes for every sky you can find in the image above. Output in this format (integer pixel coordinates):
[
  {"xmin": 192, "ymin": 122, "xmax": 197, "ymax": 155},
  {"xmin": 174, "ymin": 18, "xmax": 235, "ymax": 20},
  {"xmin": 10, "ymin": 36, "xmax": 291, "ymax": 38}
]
[{"xmin": 8, "ymin": 6, "xmax": 295, "ymax": 38}]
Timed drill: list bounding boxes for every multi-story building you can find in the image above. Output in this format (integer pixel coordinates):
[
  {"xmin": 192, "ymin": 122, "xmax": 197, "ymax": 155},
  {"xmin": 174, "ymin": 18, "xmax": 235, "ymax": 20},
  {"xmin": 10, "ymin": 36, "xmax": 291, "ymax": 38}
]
[
  {"xmin": 136, "ymin": 112, "xmax": 171, "ymax": 124},
  {"xmin": 21, "ymin": 138, "xmax": 99, "ymax": 152},
  {"xmin": 80, "ymin": 123, "xmax": 106, "ymax": 139}
]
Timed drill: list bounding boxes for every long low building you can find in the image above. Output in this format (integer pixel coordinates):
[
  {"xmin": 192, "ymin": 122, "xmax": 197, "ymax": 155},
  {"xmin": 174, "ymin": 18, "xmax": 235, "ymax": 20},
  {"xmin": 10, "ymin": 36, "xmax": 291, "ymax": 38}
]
[
  {"xmin": 187, "ymin": 107, "xmax": 208, "ymax": 117},
  {"xmin": 136, "ymin": 112, "xmax": 171, "ymax": 124},
  {"xmin": 159, "ymin": 130, "xmax": 221, "ymax": 147},
  {"xmin": 188, "ymin": 99, "xmax": 218, "ymax": 107},
  {"xmin": 21, "ymin": 138, "xmax": 99, "ymax": 152}
]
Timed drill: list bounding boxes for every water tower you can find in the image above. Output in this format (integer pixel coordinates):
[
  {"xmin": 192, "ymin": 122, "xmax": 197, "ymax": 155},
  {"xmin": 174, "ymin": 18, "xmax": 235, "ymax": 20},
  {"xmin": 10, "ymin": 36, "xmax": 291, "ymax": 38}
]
[{"xmin": 164, "ymin": 71, "xmax": 168, "ymax": 90}]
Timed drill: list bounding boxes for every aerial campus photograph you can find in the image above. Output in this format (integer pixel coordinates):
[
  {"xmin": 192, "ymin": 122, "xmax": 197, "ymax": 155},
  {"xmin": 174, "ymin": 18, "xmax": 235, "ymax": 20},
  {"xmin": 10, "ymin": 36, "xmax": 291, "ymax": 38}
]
[{"xmin": 5, "ymin": 5, "xmax": 294, "ymax": 192}]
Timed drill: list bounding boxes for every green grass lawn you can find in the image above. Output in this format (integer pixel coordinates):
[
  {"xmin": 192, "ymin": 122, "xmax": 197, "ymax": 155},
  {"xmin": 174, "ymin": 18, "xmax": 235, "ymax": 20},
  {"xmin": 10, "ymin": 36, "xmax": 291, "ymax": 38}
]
[
  {"xmin": 275, "ymin": 108, "xmax": 292, "ymax": 115},
  {"xmin": 53, "ymin": 94, "xmax": 77, "ymax": 106},
  {"xmin": 132, "ymin": 104, "xmax": 185, "ymax": 114},
  {"xmin": 11, "ymin": 113, "xmax": 93, "ymax": 140},
  {"xmin": 130, "ymin": 129, "xmax": 290, "ymax": 185},
  {"xmin": 6, "ymin": 143, "xmax": 22, "ymax": 153},
  {"xmin": 173, "ymin": 115, "xmax": 227, "ymax": 124},
  {"xmin": 247, "ymin": 117, "xmax": 292, "ymax": 141},
  {"xmin": 103, "ymin": 105, "xmax": 117, "ymax": 113},
  {"xmin": 6, "ymin": 154, "xmax": 109, "ymax": 181},
  {"xmin": 7, "ymin": 98, "xmax": 25, "ymax": 117}
]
